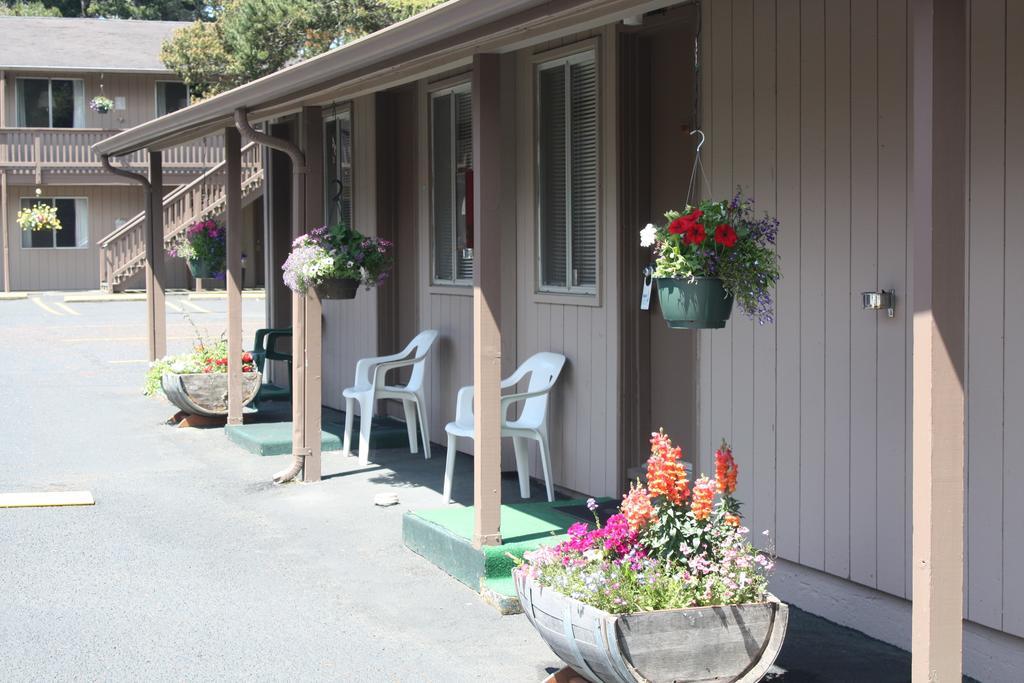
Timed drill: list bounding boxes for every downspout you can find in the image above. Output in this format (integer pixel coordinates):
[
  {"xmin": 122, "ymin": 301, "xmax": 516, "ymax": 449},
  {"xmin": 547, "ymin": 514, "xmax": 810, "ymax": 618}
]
[{"xmin": 234, "ymin": 108, "xmax": 309, "ymax": 484}]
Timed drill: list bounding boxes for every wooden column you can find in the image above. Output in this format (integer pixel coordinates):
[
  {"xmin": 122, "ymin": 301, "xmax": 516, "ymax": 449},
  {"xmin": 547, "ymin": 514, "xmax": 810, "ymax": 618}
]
[
  {"xmin": 146, "ymin": 151, "xmax": 167, "ymax": 361},
  {"xmin": 910, "ymin": 1, "xmax": 967, "ymax": 680},
  {"xmin": 472, "ymin": 53, "xmax": 503, "ymax": 548},
  {"xmin": 1, "ymin": 71, "xmax": 8, "ymax": 293},
  {"xmin": 1, "ymin": 171, "xmax": 9, "ymax": 293},
  {"xmin": 299, "ymin": 106, "xmax": 324, "ymax": 483},
  {"xmin": 225, "ymin": 127, "xmax": 244, "ymax": 425}
]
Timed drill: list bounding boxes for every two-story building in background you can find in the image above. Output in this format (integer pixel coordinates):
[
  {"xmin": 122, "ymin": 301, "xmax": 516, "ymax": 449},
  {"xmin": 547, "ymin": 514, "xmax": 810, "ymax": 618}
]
[{"xmin": 0, "ymin": 16, "xmax": 264, "ymax": 293}]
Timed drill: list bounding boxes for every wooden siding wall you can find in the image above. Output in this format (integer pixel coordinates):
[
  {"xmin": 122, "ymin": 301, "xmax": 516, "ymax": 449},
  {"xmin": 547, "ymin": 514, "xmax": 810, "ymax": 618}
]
[
  {"xmin": 322, "ymin": 96, "xmax": 379, "ymax": 411},
  {"xmin": 5, "ymin": 183, "xmax": 142, "ymax": 290},
  {"xmin": 698, "ymin": 0, "xmax": 1024, "ymax": 639},
  {"xmin": 515, "ymin": 27, "xmax": 621, "ymax": 496},
  {"xmin": 3, "ymin": 71, "xmax": 188, "ymax": 130}
]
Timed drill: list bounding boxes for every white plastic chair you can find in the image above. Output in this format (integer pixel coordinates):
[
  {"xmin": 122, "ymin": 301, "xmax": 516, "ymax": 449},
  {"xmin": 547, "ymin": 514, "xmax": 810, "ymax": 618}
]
[
  {"xmin": 442, "ymin": 352, "xmax": 567, "ymax": 503},
  {"xmin": 342, "ymin": 330, "xmax": 440, "ymax": 466}
]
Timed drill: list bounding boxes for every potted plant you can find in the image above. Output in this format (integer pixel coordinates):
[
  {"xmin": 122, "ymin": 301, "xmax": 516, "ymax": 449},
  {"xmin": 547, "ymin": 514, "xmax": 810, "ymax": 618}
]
[
  {"xmin": 144, "ymin": 333, "xmax": 260, "ymax": 417},
  {"xmin": 89, "ymin": 95, "xmax": 115, "ymax": 114},
  {"xmin": 515, "ymin": 432, "xmax": 787, "ymax": 683},
  {"xmin": 282, "ymin": 224, "xmax": 393, "ymax": 300},
  {"xmin": 168, "ymin": 217, "xmax": 226, "ymax": 279},
  {"xmin": 16, "ymin": 201, "xmax": 61, "ymax": 233},
  {"xmin": 641, "ymin": 192, "xmax": 780, "ymax": 329}
]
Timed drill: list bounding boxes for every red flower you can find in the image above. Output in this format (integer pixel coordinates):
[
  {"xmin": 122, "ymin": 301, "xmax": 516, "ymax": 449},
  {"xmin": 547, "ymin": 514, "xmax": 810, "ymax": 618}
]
[
  {"xmin": 714, "ymin": 223, "xmax": 738, "ymax": 248},
  {"xmin": 242, "ymin": 352, "xmax": 253, "ymax": 363},
  {"xmin": 668, "ymin": 216, "xmax": 689, "ymax": 235},
  {"xmin": 683, "ymin": 222, "xmax": 706, "ymax": 245}
]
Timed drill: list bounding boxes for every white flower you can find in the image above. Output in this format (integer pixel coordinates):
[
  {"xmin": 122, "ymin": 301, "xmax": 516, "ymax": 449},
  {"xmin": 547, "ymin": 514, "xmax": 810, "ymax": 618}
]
[{"xmin": 640, "ymin": 223, "xmax": 658, "ymax": 248}]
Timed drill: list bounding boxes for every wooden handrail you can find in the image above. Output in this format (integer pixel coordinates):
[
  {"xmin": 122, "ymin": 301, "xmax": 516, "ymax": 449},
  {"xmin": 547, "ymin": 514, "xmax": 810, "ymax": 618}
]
[
  {"xmin": 0, "ymin": 128, "xmax": 224, "ymax": 172},
  {"xmin": 98, "ymin": 141, "xmax": 263, "ymax": 289}
]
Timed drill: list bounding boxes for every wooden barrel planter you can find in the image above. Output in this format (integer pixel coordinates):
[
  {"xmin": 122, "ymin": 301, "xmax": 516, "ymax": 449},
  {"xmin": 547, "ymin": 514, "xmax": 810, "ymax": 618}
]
[
  {"xmin": 515, "ymin": 574, "xmax": 788, "ymax": 683},
  {"xmin": 160, "ymin": 372, "xmax": 262, "ymax": 417}
]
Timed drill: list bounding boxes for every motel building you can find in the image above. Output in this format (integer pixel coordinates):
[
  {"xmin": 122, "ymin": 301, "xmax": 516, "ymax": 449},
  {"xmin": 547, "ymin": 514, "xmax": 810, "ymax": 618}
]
[{"xmin": 92, "ymin": 1, "xmax": 1022, "ymax": 680}]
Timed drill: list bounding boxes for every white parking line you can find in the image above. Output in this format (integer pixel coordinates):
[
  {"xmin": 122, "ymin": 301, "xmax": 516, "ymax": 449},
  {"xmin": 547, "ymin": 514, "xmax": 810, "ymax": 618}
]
[
  {"xmin": 54, "ymin": 302, "xmax": 81, "ymax": 316},
  {"xmin": 181, "ymin": 300, "xmax": 212, "ymax": 314},
  {"xmin": 31, "ymin": 298, "xmax": 63, "ymax": 316},
  {"xmin": 166, "ymin": 300, "xmax": 184, "ymax": 312}
]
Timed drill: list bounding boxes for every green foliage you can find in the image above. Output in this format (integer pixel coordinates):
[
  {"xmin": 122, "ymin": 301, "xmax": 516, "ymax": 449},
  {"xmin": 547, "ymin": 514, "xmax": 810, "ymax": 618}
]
[
  {"xmin": 159, "ymin": 0, "xmax": 444, "ymax": 98},
  {"xmin": 0, "ymin": 2, "xmax": 62, "ymax": 16},
  {"xmin": 2, "ymin": 0, "xmax": 210, "ymax": 19}
]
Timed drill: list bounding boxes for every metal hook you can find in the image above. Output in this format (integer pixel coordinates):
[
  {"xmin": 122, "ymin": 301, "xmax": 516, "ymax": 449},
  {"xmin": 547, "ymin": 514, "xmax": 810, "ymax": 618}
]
[{"xmin": 690, "ymin": 129, "xmax": 705, "ymax": 154}]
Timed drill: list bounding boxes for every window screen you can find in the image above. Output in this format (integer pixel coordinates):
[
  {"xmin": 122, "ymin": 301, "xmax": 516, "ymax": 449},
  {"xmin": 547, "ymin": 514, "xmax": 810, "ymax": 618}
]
[
  {"xmin": 430, "ymin": 85, "xmax": 474, "ymax": 285},
  {"xmin": 537, "ymin": 52, "xmax": 599, "ymax": 293},
  {"xmin": 156, "ymin": 82, "xmax": 190, "ymax": 116},
  {"xmin": 16, "ymin": 78, "xmax": 84, "ymax": 128}
]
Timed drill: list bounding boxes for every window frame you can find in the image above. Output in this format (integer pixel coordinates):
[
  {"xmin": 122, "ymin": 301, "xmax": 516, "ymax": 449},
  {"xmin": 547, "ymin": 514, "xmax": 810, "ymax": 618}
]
[
  {"xmin": 323, "ymin": 104, "xmax": 355, "ymax": 228},
  {"xmin": 533, "ymin": 46, "xmax": 601, "ymax": 298},
  {"xmin": 15, "ymin": 77, "xmax": 85, "ymax": 128},
  {"xmin": 428, "ymin": 79, "xmax": 474, "ymax": 288},
  {"xmin": 154, "ymin": 80, "xmax": 191, "ymax": 117},
  {"xmin": 19, "ymin": 195, "xmax": 89, "ymax": 250}
]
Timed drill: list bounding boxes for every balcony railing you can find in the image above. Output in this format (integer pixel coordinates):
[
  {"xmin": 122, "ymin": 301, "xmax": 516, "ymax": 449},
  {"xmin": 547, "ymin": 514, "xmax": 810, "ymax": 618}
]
[{"xmin": 0, "ymin": 128, "xmax": 225, "ymax": 179}]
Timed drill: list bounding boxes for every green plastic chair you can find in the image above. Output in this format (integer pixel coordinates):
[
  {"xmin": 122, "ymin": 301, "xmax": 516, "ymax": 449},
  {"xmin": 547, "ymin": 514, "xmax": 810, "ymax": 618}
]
[{"xmin": 252, "ymin": 327, "xmax": 292, "ymax": 407}]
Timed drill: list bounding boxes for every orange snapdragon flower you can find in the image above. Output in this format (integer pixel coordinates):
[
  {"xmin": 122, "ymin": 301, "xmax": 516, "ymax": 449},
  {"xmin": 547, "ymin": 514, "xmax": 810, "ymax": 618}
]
[
  {"xmin": 715, "ymin": 440, "xmax": 738, "ymax": 495},
  {"xmin": 646, "ymin": 431, "xmax": 690, "ymax": 505},
  {"xmin": 621, "ymin": 483, "xmax": 657, "ymax": 532},
  {"xmin": 724, "ymin": 513, "xmax": 741, "ymax": 527},
  {"xmin": 691, "ymin": 476, "xmax": 715, "ymax": 521}
]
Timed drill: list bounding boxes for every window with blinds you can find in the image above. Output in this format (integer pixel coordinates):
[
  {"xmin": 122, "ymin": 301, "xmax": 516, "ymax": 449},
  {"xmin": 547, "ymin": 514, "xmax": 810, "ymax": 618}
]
[
  {"xmin": 537, "ymin": 51, "xmax": 599, "ymax": 294},
  {"xmin": 324, "ymin": 109, "xmax": 354, "ymax": 230},
  {"xmin": 430, "ymin": 84, "xmax": 474, "ymax": 285}
]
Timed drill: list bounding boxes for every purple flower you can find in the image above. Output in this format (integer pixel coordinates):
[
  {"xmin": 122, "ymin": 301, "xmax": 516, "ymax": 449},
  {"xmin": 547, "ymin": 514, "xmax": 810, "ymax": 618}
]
[{"xmin": 586, "ymin": 498, "xmax": 599, "ymax": 512}]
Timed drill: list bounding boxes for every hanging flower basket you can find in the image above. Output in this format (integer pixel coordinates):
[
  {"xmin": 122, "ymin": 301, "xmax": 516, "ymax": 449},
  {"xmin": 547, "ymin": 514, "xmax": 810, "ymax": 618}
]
[
  {"xmin": 89, "ymin": 96, "xmax": 114, "ymax": 114},
  {"xmin": 315, "ymin": 277, "xmax": 359, "ymax": 300},
  {"xmin": 168, "ymin": 217, "xmax": 226, "ymax": 277},
  {"xmin": 640, "ymin": 191, "xmax": 780, "ymax": 329},
  {"xmin": 282, "ymin": 224, "xmax": 393, "ymax": 298},
  {"xmin": 17, "ymin": 202, "xmax": 61, "ymax": 232},
  {"xmin": 187, "ymin": 258, "xmax": 219, "ymax": 279},
  {"xmin": 655, "ymin": 276, "xmax": 734, "ymax": 329}
]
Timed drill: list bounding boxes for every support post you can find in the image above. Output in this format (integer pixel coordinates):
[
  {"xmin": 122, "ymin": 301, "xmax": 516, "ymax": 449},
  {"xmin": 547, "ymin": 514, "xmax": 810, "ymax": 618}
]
[
  {"xmin": 299, "ymin": 106, "xmax": 324, "ymax": 484},
  {"xmin": 472, "ymin": 53, "xmax": 503, "ymax": 548},
  {"xmin": 235, "ymin": 109, "xmax": 321, "ymax": 484},
  {"xmin": 147, "ymin": 151, "xmax": 167, "ymax": 361},
  {"xmin": 1, "ymin": 170, "xmax": 9, "ymax": 293},
  {"xmin": 225, "ymin": 127, "xmax": 244, "ymax": 425},
  {"xmin": 910, "ymin": 1, "xmax": 967, "ymax": 680}
]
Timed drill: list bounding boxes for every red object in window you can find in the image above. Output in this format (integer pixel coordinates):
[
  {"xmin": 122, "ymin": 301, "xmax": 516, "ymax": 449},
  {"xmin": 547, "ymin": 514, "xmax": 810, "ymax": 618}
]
[{"xmin": 463, "ymin": 167, "xmax": 474, "ymax": 250}]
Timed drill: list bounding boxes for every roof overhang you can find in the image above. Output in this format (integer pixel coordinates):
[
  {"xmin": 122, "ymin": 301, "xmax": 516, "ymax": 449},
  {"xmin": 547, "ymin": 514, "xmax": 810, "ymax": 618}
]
[
  {"xmin": 93, "ymin": 0, "xmax": 684, "ymax": 156},
  {"xmin": 1, "ymin": 66, "xmax": 177, "ymax": 75}
]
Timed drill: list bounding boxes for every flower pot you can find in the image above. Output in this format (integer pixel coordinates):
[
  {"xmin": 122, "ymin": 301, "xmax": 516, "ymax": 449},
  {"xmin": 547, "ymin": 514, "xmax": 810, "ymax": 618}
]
[
  {"xmin": 315, "ymin": 278, "xmax": 359, "ymax": 300},
  {"xmin": 187, "ymin": 258, "xmax": 221, "ymax": 279},
  {"xmin": 655, "ymin": 276, "xmax": 734, "ymax": 329},
  {"xmin": 160, "ymin": 371, "xmax": 262, "ymax": 417},
  {"xmin": 515, "ymin": 574, "xmax": 788, "ymax": 683}
]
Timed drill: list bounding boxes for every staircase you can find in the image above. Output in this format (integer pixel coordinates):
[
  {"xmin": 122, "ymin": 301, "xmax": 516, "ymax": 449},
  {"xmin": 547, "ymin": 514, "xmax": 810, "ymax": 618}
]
[{"xmin": 98, "ymin": 142, "xmax": 264, "ymax": 292}]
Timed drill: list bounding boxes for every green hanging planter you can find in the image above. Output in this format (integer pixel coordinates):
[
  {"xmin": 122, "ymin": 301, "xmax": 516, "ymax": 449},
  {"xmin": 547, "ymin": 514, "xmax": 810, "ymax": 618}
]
[
  {"xmin": 315, "ymin": 277, "xmax": 359, "ymax": 300},
  {"xmin": 655, "ymin": 277, "xmax": 734, "ymax": 329},
  {"xmin": 188, "ymin": 258, "xmax": 221, "ymax": 279}
]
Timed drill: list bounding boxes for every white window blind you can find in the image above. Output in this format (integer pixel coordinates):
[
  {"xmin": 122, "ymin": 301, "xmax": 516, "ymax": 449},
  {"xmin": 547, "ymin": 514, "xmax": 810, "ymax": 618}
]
[
  {"xmin": 431, "ymin": 84, "xmax": 474, "ymax": 285},
  {"xmin": 537, "ymin": 51, "xmax": 599, "ymax": 294},
  {"xmin": 324, "ymin": 109, "xmax": 354, "ymax": 229},
  {"xmin": 20, "ymin": 197, "xmax": 88, "ymax": 248}
]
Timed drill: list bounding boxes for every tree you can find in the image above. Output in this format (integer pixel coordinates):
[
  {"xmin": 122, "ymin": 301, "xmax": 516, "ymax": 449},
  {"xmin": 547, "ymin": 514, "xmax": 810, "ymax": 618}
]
[
  {"xmin": 160, "ymin": 0, "xmax": 443, "ymax": 99},
  {"xmin": 1, "ymin": 0, "xmax": 210, "ymax": 19},
  {"xmin": 0, "ymin": 1, "xmax": 62, "ymax": 15}
]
